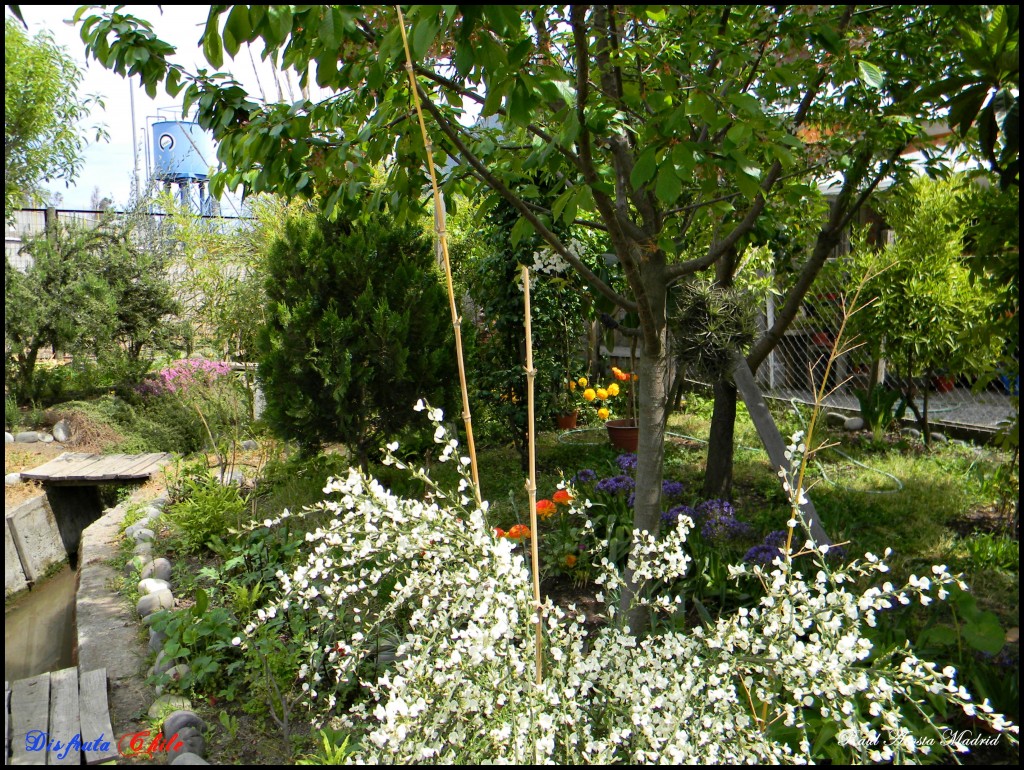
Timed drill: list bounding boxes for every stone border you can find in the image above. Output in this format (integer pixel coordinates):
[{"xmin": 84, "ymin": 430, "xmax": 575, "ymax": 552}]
[{"xmin": 76, "ymin": 489, "xmax": 211, "ymax": 764}]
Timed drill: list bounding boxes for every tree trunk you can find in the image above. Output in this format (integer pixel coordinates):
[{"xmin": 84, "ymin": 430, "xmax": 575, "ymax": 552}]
[
  {"xmin": 621, "ymin": 329, "xmax": 671, "ymax": 635},
  {"xmin": 703, "ymin": 379, "xmax": 737, "ymax": 499}
]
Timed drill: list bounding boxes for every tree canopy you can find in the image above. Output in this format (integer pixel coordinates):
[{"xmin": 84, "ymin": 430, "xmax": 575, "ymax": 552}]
[
  {"xmin": 4, "ymin": 16, "xmax": 102, "ymax": 219},
  {"xmin": 75, "ymin": 4, "xmax": 991, "ymax": 628}
]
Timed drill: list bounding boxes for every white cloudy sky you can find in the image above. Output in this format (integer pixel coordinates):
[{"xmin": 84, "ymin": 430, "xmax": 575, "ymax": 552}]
[{"xmin": 14, "ymin": 5, "xmax": 322, "ymax": 212}]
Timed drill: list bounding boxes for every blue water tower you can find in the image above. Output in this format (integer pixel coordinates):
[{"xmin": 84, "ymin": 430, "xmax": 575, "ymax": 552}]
[{"xmin": 151, "ymin": 121, "xmax": 215, "ymax": 212}]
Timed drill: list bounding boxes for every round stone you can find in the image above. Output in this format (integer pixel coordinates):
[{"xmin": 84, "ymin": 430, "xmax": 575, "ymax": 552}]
[
  {"xmin": 52, "ymin": 420, "xmax": 71, "ymax": 443},
  {"xmin": 39, "ymin": 433, "xmax": 54, "ymax": 443},
  {"xmin": 14, "ymin": 431, "xmax": 39, "ymax": 443},
  {"xmin": 148, "ymin": 694, "xmax": 191, "ymax": 721},
  {"xmin": 170, "ymin": 752, "xmax": 209, "ymax": 765},
  {"xmin": 138, "ymin": 578, "xmax": 171, "ymax": 594},
  {"xmin": 240, "ymin": 439, "xmax": 259, "ymax": 451},
  {"xmin": 162, "ymin": 710, "xmax": 207, "ymax": 737},
  {"xmin": 141, "ymin": 558, "xmax": 172, "ymax": 582},
  {"xmin": 133, "ymin": 528, "xmax": 156, "ymax": 544},
  {"xmin": 125, "ymin": 556, "xmax": 152, "ymax": 577},
  {"xmin": 5, "ymin": 432, "xmax": 13, "ymax": 444},
  {"xmin": 5, "ymin": 473, "xmax": 21, "ymax": 486},
  {"xmin": 137, "ymin": 589, "xmax": 174, "ymax": 617},
  {"xmin": 843, "ymin": 417, "xmax": 865, "ymax": 432}
]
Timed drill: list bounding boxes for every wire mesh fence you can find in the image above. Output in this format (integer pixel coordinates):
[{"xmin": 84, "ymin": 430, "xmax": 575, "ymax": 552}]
[{"xmin": 753, "ymin": 261, "xmax": 1016, "ymax": 433}]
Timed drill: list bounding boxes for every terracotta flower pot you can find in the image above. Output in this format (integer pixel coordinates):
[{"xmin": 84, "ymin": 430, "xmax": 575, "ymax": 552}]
[
  {"xmin": 605, "ymin": 418, "xmax": 639, "ymax": 452},
  {"xmin": 556, "ymin": 411, "xmax": 579, "ymax": 430}
]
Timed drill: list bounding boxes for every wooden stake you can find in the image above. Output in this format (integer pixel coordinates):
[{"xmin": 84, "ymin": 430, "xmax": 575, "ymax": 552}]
[
  {"xmin": 396, "ymin": 7, "xmax": 482, "ymax": 505},
  {"xmin": 522, "ymin": 265, "xmax": 544, "ymax": 685}
]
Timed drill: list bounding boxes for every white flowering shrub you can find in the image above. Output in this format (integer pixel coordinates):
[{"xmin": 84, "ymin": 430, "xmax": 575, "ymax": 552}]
[{"xmin": 244, "ymin": 406, "xmax": 1017, "ymax": 764}]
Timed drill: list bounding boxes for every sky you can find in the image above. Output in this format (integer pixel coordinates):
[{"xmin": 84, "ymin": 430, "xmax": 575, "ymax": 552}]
[{"xmin": 13, "ymin": 5, "xmax": 322, "ymax": 213}]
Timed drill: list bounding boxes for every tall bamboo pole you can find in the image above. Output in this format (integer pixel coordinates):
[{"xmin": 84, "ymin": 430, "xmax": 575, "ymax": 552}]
[
  {"xmin": 396, "ymin": 7, "xmax": 482, "ymax": 505},
  {"xmin": 522, "ymin": 265, "xmax": 544, "ymax": 685}
]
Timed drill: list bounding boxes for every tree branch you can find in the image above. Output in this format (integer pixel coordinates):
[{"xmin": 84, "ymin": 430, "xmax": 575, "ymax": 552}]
[{"xmin": 414, "ymin": 80, "xmax": 635, "ymax": 311}]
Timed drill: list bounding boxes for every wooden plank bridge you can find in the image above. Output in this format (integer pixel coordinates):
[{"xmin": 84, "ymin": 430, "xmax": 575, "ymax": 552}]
[
  {"xmin": 6, "ymin": 668, "xmax": 117, "ymax": 765},
  {"xmin": 19, "ymin": 453, "xmax": 171, "ymax": 487}
]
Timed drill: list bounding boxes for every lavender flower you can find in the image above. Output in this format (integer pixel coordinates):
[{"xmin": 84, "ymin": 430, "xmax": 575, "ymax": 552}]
[
  {"xmin": 662, "ymin": 504, "xmax": 697, "ymax": 526},
  {"xmin": 615, "ymin": 453, "xmax": 638, "ymax": 472},
  {"xmin": 595, "ymin": 475, "xmax": 635, "ymax": 496}
]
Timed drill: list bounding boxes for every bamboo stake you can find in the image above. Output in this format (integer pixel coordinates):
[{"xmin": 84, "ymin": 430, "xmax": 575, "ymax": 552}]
[
  {"xmin": 522, "ymin": 265, "xmax": 544, "ymax": 685},
  {"xmin": 396, "ymin": 6, "xmax": 482, "ymax": 505}
]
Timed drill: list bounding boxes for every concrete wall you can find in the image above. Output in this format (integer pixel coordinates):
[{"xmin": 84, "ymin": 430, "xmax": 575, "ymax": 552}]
[{"xmin": 5, "ymin": 494, "xmax": 67, "ymax": 592}]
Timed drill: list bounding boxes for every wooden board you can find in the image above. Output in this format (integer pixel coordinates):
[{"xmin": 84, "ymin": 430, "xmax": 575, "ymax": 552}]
[
  {"xmin": 78, "ymin": 670, "xmax": 117, "ymax": 765},
  {"xmin": 20, "ymin": 452, "xmax": 171, "ymax": 485},
  {"xmin": 46, "ymin": 669, "xmax": 78, "ymax": 766},
  {"xmin": 5, "ymin": 682, "xmax": 10, "ymax": 767},
  {"xmin": 9, "ymin": 673, "xmax": 49, "ymax": 766},
  {"xmin": 732, "ymin": 353, "xmax": 832, "ymax": 546}
]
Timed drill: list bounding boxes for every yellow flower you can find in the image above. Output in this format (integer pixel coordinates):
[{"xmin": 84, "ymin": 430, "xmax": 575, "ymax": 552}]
[
  {"xmin": 597, "ymin": 407, "xmax": 610, "ymax": 420},
  {"xmin": 568, "ymin": 381, "xmax": 576, "ymax": 391},
  {"xmin": 596, "ymin": 387, "xmax": 608, "ymax": 400},
  {"xmin": 607, "ymin": 383, "xmax": 620, "ymax": 397},
  {"xmin": 583, "ymin": 388, "xmax": 596, "ymax": 402},
  {"xmin": 577, "ymin": 377, "xmax": 588, "ymax": 388}
]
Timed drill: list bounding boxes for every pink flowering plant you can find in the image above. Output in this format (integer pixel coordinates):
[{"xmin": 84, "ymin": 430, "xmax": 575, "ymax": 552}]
[{"xmin": 138, "ymin": 358, "xmax": 234, "ymax": 396}]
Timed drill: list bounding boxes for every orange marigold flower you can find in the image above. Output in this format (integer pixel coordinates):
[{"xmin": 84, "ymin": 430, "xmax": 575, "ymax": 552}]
[
  {"xmin": 577, "ymin": 377, "xmax": 588, "ymax": 387},
  {"xmin": 494, "ymin": 527, "xmax": 506, "ymax": 538},
  {"xmin": 607, "ymin": 383, "xmax": 620, "ymax": 397},
  {"xmin": 632, "ymin": 373, "xmax": 639, "ymax": 381},
  {"xmin": 536, "ymin": 499, "xmax": 557, "ymax": 518},
  {"xmin": 564, "ymin": 554, "xmax": 578, "ymax": 568},
  {"xmin": 583, "ymin": 388, "xmax": 596, "ymax": 402},
  {"xmin": 568, "ymin": 380, "xmax": 576, "ymax": 391},
  {"xmin": 553, "ymin": 489, "xmax": 573, "ymax": 505},
  {"xmin": 596, "ymin": 387, "xmax": 608, "ymax": 400},
  {"xmin": 507, "ymin": 524, "xmax": 531, "ymax": 540},
  {"xmin": 597, "ymin": 407, "xmax": 610, "ymax": 420}
]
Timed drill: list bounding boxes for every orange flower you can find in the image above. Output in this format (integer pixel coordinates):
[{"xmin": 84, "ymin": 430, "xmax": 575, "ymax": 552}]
[
  {"xmin": 564, "ymin": 553, "xmax": 578, "ymax": 568},
  {"xmin": 597, "ymin": 407, "xmax": 610, "ymax": 420},
  {"xmin": 607, "ymin": 383, "xmax": 620, "ymax": 397},
  {"xmin": 552, "ymin": 489, "xmax": 573, "ymax": 505},
  {"xmin": 536, "ymin": 499, "xmax": 557, "ymax": 518},
  {"xmin": 494, "ymin": 527, "xmax": 506, "ymax": 538},
  {"xmin": 507, "ymin": 524, "xmax": 531, "ymax": 540},
  {"xmin": 583, "ymin": 388, "xmax": 596, "ymax": 402},
  {"xmin": 612, "ymin": 366, "xmax": 630, "ymax": 382},
  {"xmin": 596, "ymin": 387, "xmax": 608, "ymax": 400}
]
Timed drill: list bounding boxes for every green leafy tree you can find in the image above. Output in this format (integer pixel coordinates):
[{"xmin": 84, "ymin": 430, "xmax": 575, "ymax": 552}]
[
  {"xmin": 4, "ymin": 17, "xmax": 103, "ymax": 219},
  {"xmin": 256, "ymin": 208, "xmax": 457, "ymax": 468},
  {"xmin": 848, "ymin": 176, "xmax": 1001, "ymax": 438},
  {"xmin": 77, "ymin": 5, "xmax": 973, "ymax": 630},
  {"xmin": 4, "ymin": 213, "xmax": 177, "ymax": 401}
]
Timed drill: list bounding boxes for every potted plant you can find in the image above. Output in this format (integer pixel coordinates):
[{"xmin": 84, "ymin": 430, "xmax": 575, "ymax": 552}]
[
  {"xmin": 604, "ymin": 365, "xmax": 639, "ymax": 451},
  {"xmin": 554, "ymin": 376, "xmax": 587, "ymax": 429}
]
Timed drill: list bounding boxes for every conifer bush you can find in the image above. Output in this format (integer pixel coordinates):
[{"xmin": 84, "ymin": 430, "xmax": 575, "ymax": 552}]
[{"xmin": 256, "ymin": 209, "xmax": 457, "ymax": 467}]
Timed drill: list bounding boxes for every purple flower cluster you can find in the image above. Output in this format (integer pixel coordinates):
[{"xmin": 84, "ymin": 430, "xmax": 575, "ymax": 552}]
[
  {"xmin": 615, "ymin": 453, "xmax": 638, "ymax": 472},
  {"xmin": 695, "ymin": 499, "xmax": 735, "ymax": 522},
  {"xmin": 743, "ymin": 530, "xmax": 789, "ymax": 565},
  {"xmin": 595, "ymin": 474, "xmax": 635, "ymax": 496},
  {"xmin": 662, "ymin": 504, "xmax": 697, "ymax": 526},
  {"xmin": 572, "ymin": 469, "xmax": 597, "ymax": 485},
  {"xmin": 661, "ymin": 480, "xmax": 686, "ymax": 501},
  {"xmin": 138, "ymin": 358, "xmax": 232, "ymax": 397},
  {"xmin": 701, "ymin": 513, "xmax": 753, "ymax": 544}
]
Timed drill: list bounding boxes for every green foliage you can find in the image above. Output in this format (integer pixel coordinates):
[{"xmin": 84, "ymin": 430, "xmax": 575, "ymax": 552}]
[
  {"xmin": 256, "ymin": 207, "xmax": 457, "ymax": 466},
  {"xmin": 849, "ymin": 176, "xmax": 1002, "ymax": 386},
  {"xmin": 4, "ymin": 18, "xmax": 103, "ymax": 218},
  {"xmin": 465, "ymin": 201, "xmax": 597, "ymax": 462},
  {"xmin": 165, "ymin": 476, "xmax": 247, "ymax": 554},
  {"xmin": 961, "ymin": 532, "xmax": 1020, "ymax": 573},
  {"xmin": 854, "ymin": 385, "xmax": 902, "ymax": 441},
  {"xmin": 296, "ymin": 730, "xmax": 354, "ymax": 765},
  {"xmin": 5, "ymin": 214, "xmax": 178, "ymax": 404},
  {"xmin": 670, "ymin": 280, "xmax": 758, "ymax": 383}
]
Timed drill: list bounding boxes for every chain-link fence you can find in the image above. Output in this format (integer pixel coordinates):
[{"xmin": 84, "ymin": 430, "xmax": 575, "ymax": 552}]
[{"xmin": 754, "ymin": 260, "xmax": 1016, "ymax": 433}]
